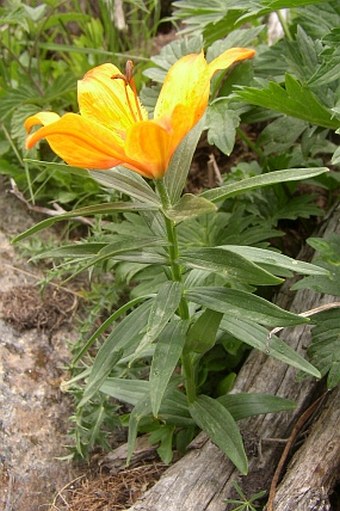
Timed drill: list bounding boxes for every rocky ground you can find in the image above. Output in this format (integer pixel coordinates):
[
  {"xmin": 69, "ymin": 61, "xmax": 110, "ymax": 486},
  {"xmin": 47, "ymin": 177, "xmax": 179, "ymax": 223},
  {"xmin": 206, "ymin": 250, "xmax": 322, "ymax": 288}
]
[{"xmin": 0, "ymin": 177, "xmax": 78, "ymax": 511}]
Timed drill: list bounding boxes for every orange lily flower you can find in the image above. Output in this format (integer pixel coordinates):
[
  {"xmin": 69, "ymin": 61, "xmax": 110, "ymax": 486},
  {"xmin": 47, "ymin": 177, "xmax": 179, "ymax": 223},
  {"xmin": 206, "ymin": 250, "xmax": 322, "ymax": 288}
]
[{"xmin": 25, "ymin": 48, "xmax": 255, "ymax": 179}]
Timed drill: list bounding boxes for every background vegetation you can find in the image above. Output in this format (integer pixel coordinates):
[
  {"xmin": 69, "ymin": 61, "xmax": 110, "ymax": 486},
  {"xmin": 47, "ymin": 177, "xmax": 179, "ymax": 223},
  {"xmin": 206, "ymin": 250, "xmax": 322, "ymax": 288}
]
[{"xmin": 1, "ymin": 0, "xmax": 339, "ymax": 482}]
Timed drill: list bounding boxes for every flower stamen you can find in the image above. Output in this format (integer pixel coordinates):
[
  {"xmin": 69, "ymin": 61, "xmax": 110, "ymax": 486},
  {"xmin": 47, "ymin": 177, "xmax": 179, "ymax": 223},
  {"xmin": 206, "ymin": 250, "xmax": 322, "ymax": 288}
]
[{"xmin": 111, "ymin": 60, "xmax": 144, "ymax": 122}]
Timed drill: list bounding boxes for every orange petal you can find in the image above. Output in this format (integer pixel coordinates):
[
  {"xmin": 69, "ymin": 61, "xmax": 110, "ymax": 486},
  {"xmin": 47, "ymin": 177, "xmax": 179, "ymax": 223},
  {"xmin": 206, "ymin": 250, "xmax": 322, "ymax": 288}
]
[
  {"xmin": 154, "ymin": 51, "xmax": 210, "ymax": 127},
  {"xmin": 78, "ymin": 63, "xmax": 148, "ymax": 134},
  {"xmin": 26, "ymin": 113, "xmax": 128, "ymax": 170},
  {"xmin": 24, "ymin": 111, "xmax": 61, "ymax": 134},
  {"xmin": 125, "ymin": 120, "xmax": 172, "ymax": 179},
  {"xmin": 207, "ymin": 47, "xmax": 256, "ymax": 78}
]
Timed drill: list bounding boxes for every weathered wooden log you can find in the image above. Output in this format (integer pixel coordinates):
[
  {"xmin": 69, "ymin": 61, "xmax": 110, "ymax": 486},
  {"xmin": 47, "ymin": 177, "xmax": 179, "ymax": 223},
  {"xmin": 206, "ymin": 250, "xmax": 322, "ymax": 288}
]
[
  {"xmin": 126, "ymin": 204, "xmax": 340, "ymax": 511},
  {"xmin": 272, "ymin": 385, "xmax": 340, "ymax": 511}
]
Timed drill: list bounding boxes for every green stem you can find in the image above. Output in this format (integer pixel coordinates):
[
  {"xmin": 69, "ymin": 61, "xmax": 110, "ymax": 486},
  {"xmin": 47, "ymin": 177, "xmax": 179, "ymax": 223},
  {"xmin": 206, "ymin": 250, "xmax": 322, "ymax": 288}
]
[
  {"xmin": 277, "ymin": 9, "xmax": 293, "ymax": 42},
  {"xmin": 155, "ymin": 179, "xmax": 196, "ymax": 402},
  {"xmin": 236, "ymin": 127, "xmax": 265, "ymax": 163}
]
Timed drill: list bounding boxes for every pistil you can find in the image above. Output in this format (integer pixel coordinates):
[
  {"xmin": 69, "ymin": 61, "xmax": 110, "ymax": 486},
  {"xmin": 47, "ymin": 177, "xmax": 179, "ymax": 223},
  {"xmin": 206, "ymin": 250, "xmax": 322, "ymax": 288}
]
[{"xmin": 111, "ymin": 60, "xmax": 144, "ymax": 122}]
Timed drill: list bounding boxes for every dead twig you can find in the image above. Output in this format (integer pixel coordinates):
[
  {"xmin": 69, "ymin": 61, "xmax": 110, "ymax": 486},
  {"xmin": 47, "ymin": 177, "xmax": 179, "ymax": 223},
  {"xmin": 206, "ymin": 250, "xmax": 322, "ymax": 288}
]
[{"xmin": 9, "ymin": 178, "xmax": 94, "ymax": 227}]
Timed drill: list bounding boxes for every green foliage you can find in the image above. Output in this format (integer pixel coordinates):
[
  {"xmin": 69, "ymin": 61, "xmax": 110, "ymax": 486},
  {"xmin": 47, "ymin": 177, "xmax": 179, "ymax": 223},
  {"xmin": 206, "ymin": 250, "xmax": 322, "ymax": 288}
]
[
  {"xmin": 309, "ymin": 309, "xmax": 340, "ymax": 389},
  {"xmin": 0, "ymin": 0, "xmax": 160, "ymax": 204},
  {"xmin": 225, "ymin": 482, "xmax": 266, "ymax": 511},
  {"xmin": 9, "ymin": 0, "xmax": 340, "ymax": 470}
]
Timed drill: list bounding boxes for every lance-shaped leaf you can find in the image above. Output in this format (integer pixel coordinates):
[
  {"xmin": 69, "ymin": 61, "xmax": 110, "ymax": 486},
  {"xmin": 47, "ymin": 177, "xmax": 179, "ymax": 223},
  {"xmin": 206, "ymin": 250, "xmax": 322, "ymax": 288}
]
[
  {"xmin": 100, "ymin": 377, "xmax": 150, "ymax": 406},
  {"xmin": 220, "ymin": 245, "xmax": 330, "ymax": 277},
  {"xmin": 186, "ymin": 287, "xmax": 309, "ymax": 328},
  {"xmin": 79, "ymin": 300, "xmax": 152, "ymax": 407},
  {"xmin": 89, "ymin": 166, "xmax": 161, "ymax": 205},
  {"xmin": 189, "ymin": 395, "xmax": 248, "ymax": 475},
  {"xmin": 164, "ymin": 117, "xmax": 205, "ymax": 204},
  {"xmin": 132, "ymin": 282, "xmax": 183, "ymax": 358},
  {"xmin": 150, "ymin": 320, "xmax": 188, "ymax": 417},
  {"xmin": 186, "ymin": 309, "xmax": 223, "ymax": 353},
  {"xmin": 220, "ymin": 315, "xmax": 321, "ymax": 378},
  {"xmin": 201, "ymin": 167, "xmax": 328, "ymax": 203},
  {"xmin": 127, "ymin": 394, "xmax": 152, "ymax": 464},
  {"xmin": 218, "ymin": 393, "xmax": 296, "ymax": 420},
  {"xmin": 180, "ymin": 247, "xmax": 283, "ymax": 286},
  {"xmin": 164, "ymin": 194, "xmax": 217, "ymax": 223},
  {"xmin": 13, "ymin": 201, "xmax": 158, "ymax": 242}
]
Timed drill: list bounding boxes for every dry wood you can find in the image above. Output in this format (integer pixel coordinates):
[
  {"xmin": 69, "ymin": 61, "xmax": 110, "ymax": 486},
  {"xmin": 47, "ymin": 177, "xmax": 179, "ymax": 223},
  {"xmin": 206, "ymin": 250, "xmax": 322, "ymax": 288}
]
[
  {"xmin": 271, "ymin": 385, "xmax": 340, "ymax": 511},
  {"xmin": 125, "ymin": 204, "xmax": 340, "ymax": 511}
]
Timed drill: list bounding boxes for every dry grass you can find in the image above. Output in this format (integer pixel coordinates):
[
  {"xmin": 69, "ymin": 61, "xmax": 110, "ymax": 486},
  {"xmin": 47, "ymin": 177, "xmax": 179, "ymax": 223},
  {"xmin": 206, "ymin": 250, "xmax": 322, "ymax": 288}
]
[{"xmin": 50, "ymin": 461, "xmax": 167, "ymax": 511}]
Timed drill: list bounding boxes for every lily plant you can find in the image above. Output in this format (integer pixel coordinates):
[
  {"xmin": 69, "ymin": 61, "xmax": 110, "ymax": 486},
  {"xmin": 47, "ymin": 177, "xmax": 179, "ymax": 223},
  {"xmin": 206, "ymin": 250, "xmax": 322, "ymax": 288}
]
[{"xmin": 21, "ymin": 47, "xmax": 328, "ymax": 473}]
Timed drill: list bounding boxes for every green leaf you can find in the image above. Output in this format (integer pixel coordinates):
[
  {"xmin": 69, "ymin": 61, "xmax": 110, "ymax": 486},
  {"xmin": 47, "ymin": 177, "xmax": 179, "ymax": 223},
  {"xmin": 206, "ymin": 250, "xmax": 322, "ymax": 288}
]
[
  {"xmin": 331, "ymin": 146, "xmax": 340, "ymax": 165},
  {"xmin": 237, "ymin": 74, "xmax": 340, "ymax": 130},
  {"xmin": 207, "ymin": 100, "xmax": 240, "ymax": 155},
  {"xmin": 127, "ymin": 394, "xmax": 152, "ymax": 464},
  {"xmin": 309, "ymin": 309, "xmax": 340, "ymax": 389},
  {"xmin": 133, "ymin": 282, "xmax": 183, "ymax": 358},
  {"xmin": 218, "ymin": 393, "xmax": 296, "ymax": 420},
  {"xmin": 158, "ymin": 388, "xmax": 193, "ymax": 426},
  {"xmin": 186, "ymin": 287, "xmax": 309, "ymax": 327},
  {"xmin": 189, "ymin": 395, "xmax": 248, "ymax": 475},
  {"xmin": 186, "ymin": 309, "xmax": 223, "ymax": 353},
  {"xmin": 150, "ymin": 320, "xmax": 188, "ymax": 417},
  {"xmin": 221, "ymin": 245, "xmax": 329, "ymax": 277},
  {"xmin": 164, "ymin": 118, "xmax": 205, "ymax": 204},
  {"xmin": 89, "ymin": 166, "xmax": 161, "ymax": 205},
  {"xmin": 201, "ymin": 167, "xmax": 329, "ymax": 203},
  {"xmin": 73, "ymin": 295, "xmax": 152, "ymax": 364},
  {"xmin": 144, "ymin": 35, "xmax": 203, "ymax": 82},
  {"xmin": 100, "ymin": 378, "xmax": 150, "ymax": 406},
  {"xmin": 181, "ymin": 248, "xmax": 283, "ymax": 286},
  {"xmin": 79, "ymin": 300, "xmax": 152, "ymax": 407},
  {"xmin": 147, "ymin": 282, "xmax": 182, "ymax": 337},
  {"xmin": 220, "ymin": 315, "xmax": 321, "ymax": 378},
  {"xmin": 164, "ymin": 193, "xmax": 217, "ymax": 223},
  {"xmin": 13, "ymin": 202, "xmax": 158, "ymax": 242}
]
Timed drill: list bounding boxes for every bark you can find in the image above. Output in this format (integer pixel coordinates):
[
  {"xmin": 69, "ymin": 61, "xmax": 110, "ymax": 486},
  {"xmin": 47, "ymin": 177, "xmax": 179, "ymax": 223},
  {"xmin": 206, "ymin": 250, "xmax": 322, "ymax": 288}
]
[
  {"xmin": 272, "ymin": 385, "xmax": 340, "ymax": 511},
  {"xmin": 126, "ymin": 204, "xmax": 340, "ymax": 511}
]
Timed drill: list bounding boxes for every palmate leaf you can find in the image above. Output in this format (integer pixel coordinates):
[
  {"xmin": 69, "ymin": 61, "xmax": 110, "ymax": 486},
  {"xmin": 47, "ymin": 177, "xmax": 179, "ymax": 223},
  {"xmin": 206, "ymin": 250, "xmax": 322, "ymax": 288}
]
[
  {"xmin": 309, "ymin": 309, "xmax": 340, "ymax": 389},
  {"xmin": 172, "ymin": 0, "xmax": 329, "ymax": 40},
  {"xmin": 237, "ymin": 74, "xmax": 339, "ymax": 130},
  {"xmin": 206, "ymin": 100, "xmax": 241, "ymax": 156}
]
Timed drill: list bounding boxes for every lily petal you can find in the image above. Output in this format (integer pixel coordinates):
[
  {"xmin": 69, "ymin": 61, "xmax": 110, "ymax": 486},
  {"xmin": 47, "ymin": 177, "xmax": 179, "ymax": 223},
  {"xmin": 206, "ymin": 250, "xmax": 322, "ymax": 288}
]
[
  {"xmin": 24, "ymin": 111, "xmax": 61, "ymax": 135},
  {"xmin": 154, "ymin": 51, "xmax": 210, "ymax": 125},
  {"xmin": 78, "ymin": 63, "xmax": 147, "ymax": 134},
  {"xmin": 125, "ymin": 120, "xmax": 172, "ymax": 179},
  {"xmin": 208, "ymin": 47, "xmax": 256, "ymax": 78},
  {"xmin": 26, "ymin": 113, "xmax": 128, "ymax": 170}
]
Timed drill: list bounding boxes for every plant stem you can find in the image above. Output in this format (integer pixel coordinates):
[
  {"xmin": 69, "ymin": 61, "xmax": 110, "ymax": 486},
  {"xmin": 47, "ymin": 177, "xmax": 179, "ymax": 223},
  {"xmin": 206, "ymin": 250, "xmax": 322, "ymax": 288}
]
[
  {"xmin": 155, "ymin": 178, "xmax": 196, "ymax": 402},
  {"xmin": 277, "ymin": 9, "xmax": 293, "ymax": 42},
  {"xmin": 236, "ymin": 127, "xmax": 265, "ymax": 163}
]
